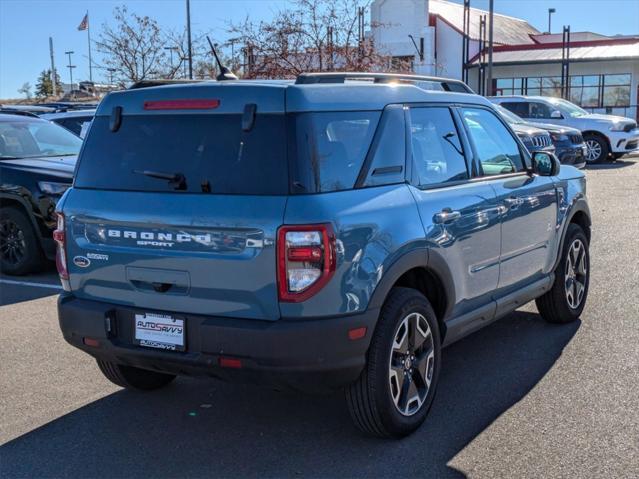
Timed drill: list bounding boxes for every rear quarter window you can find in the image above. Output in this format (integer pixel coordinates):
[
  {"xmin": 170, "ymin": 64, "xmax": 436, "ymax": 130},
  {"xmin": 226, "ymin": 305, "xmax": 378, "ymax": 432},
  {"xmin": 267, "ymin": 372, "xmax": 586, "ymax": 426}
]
[{"xmin": 290, "ymin": 111, "xmax": 381, "ymax": 193}]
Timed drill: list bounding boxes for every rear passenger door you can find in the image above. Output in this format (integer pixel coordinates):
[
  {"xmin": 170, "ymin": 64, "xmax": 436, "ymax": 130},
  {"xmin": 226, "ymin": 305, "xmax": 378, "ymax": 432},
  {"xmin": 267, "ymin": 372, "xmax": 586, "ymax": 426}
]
[
  {"xmin": 459, "ymin": 107, "xmax": 558, "ymax": 291},
  {"xmin": 407, "ymin": 106, "xmax": 502, "ymax": 317}
]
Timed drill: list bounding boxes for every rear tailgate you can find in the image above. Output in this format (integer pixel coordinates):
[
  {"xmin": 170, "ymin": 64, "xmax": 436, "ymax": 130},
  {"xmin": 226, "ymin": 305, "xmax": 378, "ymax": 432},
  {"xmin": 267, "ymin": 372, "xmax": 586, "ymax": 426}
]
[
  {"xmin": 63, "ymin": 82, "xmax": 288, "ymax": 320},
  {"xmin": 63, "ymin": 190, "xmax": 285, "ymax": 320}
]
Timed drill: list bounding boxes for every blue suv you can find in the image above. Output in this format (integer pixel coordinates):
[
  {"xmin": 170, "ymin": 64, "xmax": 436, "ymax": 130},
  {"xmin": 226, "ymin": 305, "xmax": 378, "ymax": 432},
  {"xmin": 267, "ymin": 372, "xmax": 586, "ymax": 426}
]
[{"xmin": 56, "ymin": 73, "xmax": 591, "ymax": 438}]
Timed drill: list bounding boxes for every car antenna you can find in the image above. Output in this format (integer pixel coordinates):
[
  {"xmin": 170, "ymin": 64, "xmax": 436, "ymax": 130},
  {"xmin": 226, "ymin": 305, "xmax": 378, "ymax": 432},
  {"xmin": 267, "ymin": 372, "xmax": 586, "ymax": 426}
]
[{"xmin": 207, "ymin": 36, "xmax": 238, "ymax": 81}]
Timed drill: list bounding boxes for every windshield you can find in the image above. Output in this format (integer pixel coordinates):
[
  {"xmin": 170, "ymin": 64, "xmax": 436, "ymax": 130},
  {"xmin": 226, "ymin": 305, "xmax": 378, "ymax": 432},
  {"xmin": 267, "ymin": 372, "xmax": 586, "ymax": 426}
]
[
  {"xmin": 0, "ymin": 118, "xmax": 82, "ymax": 159},
  {"xmin": 548, "ymin": 98, "xmax": 588, "ymax": 118},
  {"xmin": 494, "ymin": 104, "xmax": 525, "ymax": 124}
]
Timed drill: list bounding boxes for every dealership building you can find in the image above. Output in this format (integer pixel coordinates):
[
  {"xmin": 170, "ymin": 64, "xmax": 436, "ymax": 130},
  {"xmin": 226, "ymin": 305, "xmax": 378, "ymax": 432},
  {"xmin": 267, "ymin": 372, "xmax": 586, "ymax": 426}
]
[{"xmin": 371, "ymin": 0, "xmax": 639, "ymax": 120}]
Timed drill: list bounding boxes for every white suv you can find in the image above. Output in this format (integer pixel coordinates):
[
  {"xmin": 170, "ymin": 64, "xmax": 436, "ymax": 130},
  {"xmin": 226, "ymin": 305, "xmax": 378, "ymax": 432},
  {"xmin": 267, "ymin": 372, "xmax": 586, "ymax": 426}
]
[{"xmin": 491, "ymin": 96, "xmax": 639, "ymax": 164}]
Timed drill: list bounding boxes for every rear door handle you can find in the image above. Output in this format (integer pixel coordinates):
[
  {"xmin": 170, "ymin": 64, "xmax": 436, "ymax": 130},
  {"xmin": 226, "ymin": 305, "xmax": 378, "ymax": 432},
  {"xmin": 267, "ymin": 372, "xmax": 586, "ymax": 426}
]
[{"xmin": 433, "ymin": 209, "xmax": 461, "ymax": 224}]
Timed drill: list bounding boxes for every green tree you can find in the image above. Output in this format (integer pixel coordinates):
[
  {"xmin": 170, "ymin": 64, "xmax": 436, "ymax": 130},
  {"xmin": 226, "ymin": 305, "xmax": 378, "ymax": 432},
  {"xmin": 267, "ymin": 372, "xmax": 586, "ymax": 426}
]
[{"xmin": 35, "ymin": 69, "xmax": 62, "ymax": 98}]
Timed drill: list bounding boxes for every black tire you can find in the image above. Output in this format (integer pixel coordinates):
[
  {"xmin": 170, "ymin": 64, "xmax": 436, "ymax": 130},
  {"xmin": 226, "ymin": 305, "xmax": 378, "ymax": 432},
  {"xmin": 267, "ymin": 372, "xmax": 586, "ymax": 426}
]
[
  {"xmin": 346, "ymin": 287, "xmax": 441, "ymax": 438},
  {"xmin": 96, "ymin": 359, "xmax": 176, "ymax": 391},
  {"xmin": 583, "ymin": 133, "xmax": 610, "ymax": 164},
  {"xmin": 536, "ymin": 224, "xmax": 590, "ymax": 323},
  {"xmin": 0, "ymin": 206, "xmax": 42, "ymax": 275}
]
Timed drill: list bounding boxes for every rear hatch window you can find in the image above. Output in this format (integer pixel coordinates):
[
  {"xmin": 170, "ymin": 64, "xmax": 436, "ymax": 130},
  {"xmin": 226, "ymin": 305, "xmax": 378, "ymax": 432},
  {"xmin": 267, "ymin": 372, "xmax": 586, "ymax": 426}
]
[{"xmin": 75, "ymin": 113, "xmax": 287, "ymax": 195}]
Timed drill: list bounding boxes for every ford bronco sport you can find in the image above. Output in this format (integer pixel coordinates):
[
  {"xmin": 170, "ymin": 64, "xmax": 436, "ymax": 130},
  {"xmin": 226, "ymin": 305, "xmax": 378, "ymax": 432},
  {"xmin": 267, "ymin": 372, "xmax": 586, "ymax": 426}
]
[{"xmin": 56, "ymin": 73, "xmax": 591, "ymax": 438}]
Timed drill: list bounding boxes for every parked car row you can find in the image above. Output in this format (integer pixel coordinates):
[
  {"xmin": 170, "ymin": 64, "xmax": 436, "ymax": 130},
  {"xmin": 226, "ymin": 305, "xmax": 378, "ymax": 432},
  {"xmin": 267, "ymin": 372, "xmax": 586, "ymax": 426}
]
[
  {"xmin": 491, "ymin": 96, "xmax": 639, "ymax": 164},
  {"xmin": 1, "ymin": 103, "xmax": 96, "ymax": 138}
]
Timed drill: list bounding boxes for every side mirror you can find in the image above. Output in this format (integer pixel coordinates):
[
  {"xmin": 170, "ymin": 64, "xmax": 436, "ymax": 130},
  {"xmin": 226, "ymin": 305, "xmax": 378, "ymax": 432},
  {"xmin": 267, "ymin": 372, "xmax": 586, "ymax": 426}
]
[
  {"xmin": 531, "ymin": 151, "xmax": 560, "ymax": 176},
  {"xmin": 550, "ymin": 110, "xmax": 563, "ymax": 119}
]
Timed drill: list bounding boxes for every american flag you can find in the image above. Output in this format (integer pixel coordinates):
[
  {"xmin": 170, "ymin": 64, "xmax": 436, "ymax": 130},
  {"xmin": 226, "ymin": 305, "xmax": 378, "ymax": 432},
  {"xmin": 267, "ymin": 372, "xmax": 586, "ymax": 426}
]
[{"xmin": 78, "ymin": 13, "xmax": 89, "ymax": 31}]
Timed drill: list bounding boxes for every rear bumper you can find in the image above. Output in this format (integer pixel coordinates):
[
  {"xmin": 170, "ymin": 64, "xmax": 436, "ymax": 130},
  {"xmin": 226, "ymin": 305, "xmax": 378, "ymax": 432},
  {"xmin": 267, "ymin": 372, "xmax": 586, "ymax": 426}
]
[{"xmin": 57, "ymin": 294, "xmax": 378, "ymax": 392}]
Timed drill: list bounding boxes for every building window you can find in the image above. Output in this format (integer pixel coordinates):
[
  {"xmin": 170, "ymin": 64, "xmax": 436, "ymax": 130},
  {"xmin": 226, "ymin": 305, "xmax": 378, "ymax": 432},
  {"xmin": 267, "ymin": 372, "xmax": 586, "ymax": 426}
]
[
  {"xmin": 391, "ymin": 55, "xmax": 414, "ymax": 71},
  {"xmin": 494, "ymin": 73, "xmax": 631, "ymax": 108},
  {"xmin": 495, "ymin": 77, "xmax": 524, "ymax": 96},
  {"xmin": 602, "ymin": 73, "xmax": 631, "ymax": 107},
  {"xmin": 570, "ymin": 75, "xmax": 600, "ymax": 107}
]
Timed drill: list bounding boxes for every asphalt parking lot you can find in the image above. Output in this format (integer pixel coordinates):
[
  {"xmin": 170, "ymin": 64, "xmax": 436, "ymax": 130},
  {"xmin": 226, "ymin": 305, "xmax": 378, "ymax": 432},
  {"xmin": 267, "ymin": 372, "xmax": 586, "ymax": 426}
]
[{"xmin": 1, "ymin": 157, "xmax": 638, "ymax": 478}]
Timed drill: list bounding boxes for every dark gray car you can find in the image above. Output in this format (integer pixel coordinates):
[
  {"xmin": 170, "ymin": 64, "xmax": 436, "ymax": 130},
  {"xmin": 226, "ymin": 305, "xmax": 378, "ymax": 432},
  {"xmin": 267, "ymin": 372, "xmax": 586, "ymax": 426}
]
[{"xmin": 495, "ymin": 104, "xmax": 586, "ymax": 168}]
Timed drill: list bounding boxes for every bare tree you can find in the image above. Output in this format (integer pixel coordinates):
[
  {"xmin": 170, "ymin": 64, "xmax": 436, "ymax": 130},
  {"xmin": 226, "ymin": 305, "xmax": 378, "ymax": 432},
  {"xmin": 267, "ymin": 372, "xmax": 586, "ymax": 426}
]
[
  {"xmin": 95, "ymin": 6, "xmax": 167, "ymax": 84},
  {"xmin": 162, "ymin": 30, "xmax": 223, "ymax": 80},
  {"xmin": 17, "ymin": 82, "xmax": 32, "ymax": 100},
  {"xmin": 229, "ymin": 0, "xmax": 406, "ymax": 79}
]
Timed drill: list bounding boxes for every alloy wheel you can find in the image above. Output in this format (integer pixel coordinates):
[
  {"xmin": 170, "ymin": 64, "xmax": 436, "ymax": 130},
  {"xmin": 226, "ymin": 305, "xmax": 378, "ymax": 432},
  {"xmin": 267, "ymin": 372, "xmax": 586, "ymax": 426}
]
[
  {"xmin": 565, "ymin": 238, "xmax": 587, "ymax": 309},
  {"xmin": 388, "ymin": 312, "xmax": 435, "ymax": 416},
  {"xmin": 585, "ymin": 140, "xmax": 602, "ymax": 163},
  {"xmin": 0, "ymin": 219, "xmax": 27, "ymax": 266}
]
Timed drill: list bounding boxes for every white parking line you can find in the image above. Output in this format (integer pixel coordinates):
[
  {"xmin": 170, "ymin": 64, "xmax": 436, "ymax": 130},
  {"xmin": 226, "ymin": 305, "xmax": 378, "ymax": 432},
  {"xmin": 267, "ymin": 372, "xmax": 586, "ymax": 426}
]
[{"xmin": 0, "ymin": 279, "xmax": 62, "ymax": 290}]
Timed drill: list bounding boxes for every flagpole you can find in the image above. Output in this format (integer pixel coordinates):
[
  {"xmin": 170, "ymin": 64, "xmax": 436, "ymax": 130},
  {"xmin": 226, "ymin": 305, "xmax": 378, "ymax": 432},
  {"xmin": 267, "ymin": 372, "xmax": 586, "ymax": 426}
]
[{"xmin": 87, "ymin": 11, "xmax": 93, "ymax": 82}]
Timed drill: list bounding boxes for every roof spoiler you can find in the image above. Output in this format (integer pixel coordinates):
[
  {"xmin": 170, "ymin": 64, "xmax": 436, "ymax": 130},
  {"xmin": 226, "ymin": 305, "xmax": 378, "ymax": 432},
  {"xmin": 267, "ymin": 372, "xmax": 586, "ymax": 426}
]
[{"xmin": 128, "ymin": 79, "xmax": 209, "ymax": 90}]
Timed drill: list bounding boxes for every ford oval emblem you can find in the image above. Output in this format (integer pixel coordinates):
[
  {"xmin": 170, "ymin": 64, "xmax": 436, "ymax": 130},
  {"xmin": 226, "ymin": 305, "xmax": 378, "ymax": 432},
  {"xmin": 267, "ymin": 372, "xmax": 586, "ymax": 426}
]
[{"xmin": 73, "ymin": 256, "xmax": 91, "ymax": 268}]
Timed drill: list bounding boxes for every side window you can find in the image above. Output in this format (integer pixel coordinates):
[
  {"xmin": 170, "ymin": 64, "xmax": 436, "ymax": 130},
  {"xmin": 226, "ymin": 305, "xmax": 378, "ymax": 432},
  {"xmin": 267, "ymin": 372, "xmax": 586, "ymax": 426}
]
[
  {"xmin": 409, "ymin": 107, "xmax": 468, "ymax": 187},
  {"xmin": 529, "ymin": 102, "xmax": 553, "ymax": 119},
  {"xmin": 461, "ymin": 108, "xmax": 525, "ymax": 177},
  {"xmin": 363, "ymin": 106, "xmax": 406, "ymax": 187},
  {"xmin": 501, "ymin": 102, "xmax": 529, "ymax": 118},
  {"xmin": 292, "ymin": 111, "xmax": 381, "ymax": 192}
]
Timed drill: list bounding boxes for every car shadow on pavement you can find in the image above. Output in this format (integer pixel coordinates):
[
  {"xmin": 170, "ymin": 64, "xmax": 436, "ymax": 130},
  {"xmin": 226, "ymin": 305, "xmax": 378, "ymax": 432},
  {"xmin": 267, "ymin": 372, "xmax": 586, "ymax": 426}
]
[
  {"xmin": 0, "ymin": 263, "xmax": 61, "ymax": 307},
  {"xmin": 585, "ymin": 159, "xmax": 636, "ymax": 170},
  {"xmin": 0, "ymin": 310, "xmax": 580, "ymax": 479}
]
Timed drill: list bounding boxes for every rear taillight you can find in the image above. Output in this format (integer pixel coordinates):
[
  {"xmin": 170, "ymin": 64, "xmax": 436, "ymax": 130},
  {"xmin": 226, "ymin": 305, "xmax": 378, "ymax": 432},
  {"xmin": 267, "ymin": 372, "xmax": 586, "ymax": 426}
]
[
  {"xmin": 277, "ymin": 224, "xmax": 336, "ymax": 302},
  {"xmin": 53, "ymin": 213, "xmax": 70, "ymax": 291}
]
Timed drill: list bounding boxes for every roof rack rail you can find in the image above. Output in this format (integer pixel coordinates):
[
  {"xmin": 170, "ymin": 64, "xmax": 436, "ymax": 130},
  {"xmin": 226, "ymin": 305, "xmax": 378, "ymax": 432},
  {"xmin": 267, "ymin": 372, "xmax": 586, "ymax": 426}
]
[
  {"xmin": 0, "ymin": 108, "xmax": 40, "ymax": 118},
  {"xmin": 295, "ymin": 72, "xmax": 474, "ymax": 94},
  {"xmin": 128, "ymin": 79, "xmax": 210, "ymax": 90}
]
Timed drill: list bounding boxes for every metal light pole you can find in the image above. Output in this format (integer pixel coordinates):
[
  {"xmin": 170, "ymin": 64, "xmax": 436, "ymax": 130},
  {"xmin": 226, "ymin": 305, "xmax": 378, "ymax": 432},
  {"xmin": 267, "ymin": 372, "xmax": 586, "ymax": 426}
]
[
  {"xmin": 186, "ymin": 0, "xmax": 193, "ymax": 79},
  {"xmin": 49, "ymin": 37, "xmax": 58, "ymax": 96},
  {"xmin": 64, "ymin": 51, "xmax": 76, "ymax": 92},
  {"xmin": 107, "ymin": 68, "xmax": 116, "ymax": 85},
  {"xmin": 548, "ymin": 8, "xmax": 556, "ymax": 34},
  {"xmin": 486, "ymin": 0, "xmax": 494, "ymax": 96}
]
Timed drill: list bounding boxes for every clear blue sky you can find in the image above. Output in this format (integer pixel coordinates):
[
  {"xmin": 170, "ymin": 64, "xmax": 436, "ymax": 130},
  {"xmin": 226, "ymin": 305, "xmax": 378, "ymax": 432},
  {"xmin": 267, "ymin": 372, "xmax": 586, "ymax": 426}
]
[{"xmin": 1, "ymin": 0, "xmax": 638, "ymax": 99}]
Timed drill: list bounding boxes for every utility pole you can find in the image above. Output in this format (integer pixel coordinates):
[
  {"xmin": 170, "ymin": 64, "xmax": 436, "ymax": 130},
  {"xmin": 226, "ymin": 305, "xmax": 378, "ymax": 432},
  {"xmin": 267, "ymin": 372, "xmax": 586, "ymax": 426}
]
[
  {"xmin": 478, "ymin": 15, "xmax": 487, "ymax": 95},
  {"xmin": 49, "ymin": 37, "xmax": 57, "ymax": 97},
  {"xmin": 107, "ymin": 68, "xmax": 116, "ymax": 85},
  {"xmin": 186, "ymin": 0, "xmax": 193, "ymax": 79},
  {"xmin": 548, "ymin": 8, "xmax": 556, "ymax": 34},
  {"xmin": 87, "ymin": 14, "xmax": 93, "ymax": 82},
  {"xmin": 561, "ymin": 25, "xmax": 571, "ymax": 99},
  {"xmin": 486, "ymin": 0, "xmax": 494, "ymax": 96},
  {"xmin": 64, "ymin": 50, "xmax": 76, "ymax": 93},
  {"xmin": 462, "ymin": 0, "xmax": 470, "ymax": 84},
  {"xmin": 164, "ymin": 46, "xmax": 178, "ymax": 71}
]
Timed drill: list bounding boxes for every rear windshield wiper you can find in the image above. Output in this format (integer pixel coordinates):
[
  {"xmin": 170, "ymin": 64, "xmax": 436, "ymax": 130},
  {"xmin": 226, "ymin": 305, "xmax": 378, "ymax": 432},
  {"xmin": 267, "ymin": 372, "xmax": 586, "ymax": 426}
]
[{"xmin": 133, "ymin": 169, "xmax": 187, "ymax": 191}]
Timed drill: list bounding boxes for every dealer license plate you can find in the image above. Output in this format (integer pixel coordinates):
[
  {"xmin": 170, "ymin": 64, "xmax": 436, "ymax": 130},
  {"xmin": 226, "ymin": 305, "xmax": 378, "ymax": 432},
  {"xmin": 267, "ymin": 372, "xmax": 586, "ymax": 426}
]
[{"xmin": 134, "ymin": 313, "xmax": 185, "ymax": 351}]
